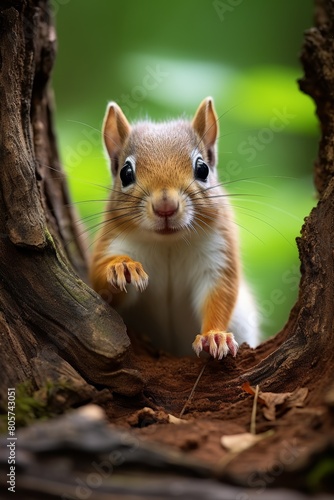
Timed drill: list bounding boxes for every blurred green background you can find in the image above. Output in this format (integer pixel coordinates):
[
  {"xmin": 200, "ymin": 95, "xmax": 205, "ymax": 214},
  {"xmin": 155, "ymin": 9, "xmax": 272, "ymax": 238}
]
[{"xmin": 52, "ymin": 0, "xmax": 318, "ymax": 340}]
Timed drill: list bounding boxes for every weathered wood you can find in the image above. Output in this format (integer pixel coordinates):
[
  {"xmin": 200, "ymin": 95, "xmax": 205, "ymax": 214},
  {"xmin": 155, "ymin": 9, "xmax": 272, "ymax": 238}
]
[
  {"xmin": 0, "ymin": 406, "xmax": 332, "ymax": 499},
  {"xmin": 0, "ymin": 0, "xmax": 143, "ymax": 404},
  {"xmin": 0, "ymin": 0, "xmax": 334, "ymax": 496},
  {"xmin": 243, "ymin": 0, "xmax": 334, "ymax": 391}
]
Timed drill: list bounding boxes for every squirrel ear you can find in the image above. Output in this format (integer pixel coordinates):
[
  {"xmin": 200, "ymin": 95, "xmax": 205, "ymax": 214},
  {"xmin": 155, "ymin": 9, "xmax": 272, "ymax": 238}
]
[
  {"xmin": 192, "ymin": 97, "xmax": 218, "ymax": 166},
  {"xmin": 103, "ymin": 102, "xmax": 131, "ymax": 175}
]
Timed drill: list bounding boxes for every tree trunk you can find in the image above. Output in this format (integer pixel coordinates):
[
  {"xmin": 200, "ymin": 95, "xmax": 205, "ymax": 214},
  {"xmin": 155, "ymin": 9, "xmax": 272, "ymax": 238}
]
[
  {"xmin": 0, "ymin": 0, "xmax": 144, "ymax": 408},
  {"xmin": 245, "ymin": 0, "xmax": 334, "ymax": 390},
  {"xmin": 1, "ymin": 0, "xmax": 334, "ymax": 495}
]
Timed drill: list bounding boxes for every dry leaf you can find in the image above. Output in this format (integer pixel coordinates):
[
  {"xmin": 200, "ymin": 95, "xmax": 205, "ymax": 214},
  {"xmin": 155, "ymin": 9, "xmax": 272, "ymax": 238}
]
[
  {"xmin": 260, "ymin": 392, "xmax": 291, "ymax": 420},
  {"xmin": 242, "ymin": 383, "xmax": 309, "ymax": 421},
  {"xmin": 168, "ymin": 414, "xmax": 188, "ymax": 425},
  {"xmin": 221, "ymin": 430, "xmax": 274, "ymax": 453},
  {"xmin": 285, "ymin": 387, "xmax": 309, "ymax": 407},
  {"xmin": 261, "ymin": 387, "xmax": 308, "ymax": 420},
  {"xmin": 242, "ymin": 381, "xmax": 256, "ymax": 396},
  {"xmin": 242, "ymin": 381, "xmax": 266, "ymax": 404}
]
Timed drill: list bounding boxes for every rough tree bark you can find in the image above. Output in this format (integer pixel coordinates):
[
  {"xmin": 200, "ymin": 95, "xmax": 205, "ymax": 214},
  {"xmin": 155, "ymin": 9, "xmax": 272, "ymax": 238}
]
[
  {"xmin": 0, "ymin": 0, "xmax": 334, "ymax": 496},
  {"xmin": 0, "ymin": 0, "xmax": 144, "ymax": 408}
]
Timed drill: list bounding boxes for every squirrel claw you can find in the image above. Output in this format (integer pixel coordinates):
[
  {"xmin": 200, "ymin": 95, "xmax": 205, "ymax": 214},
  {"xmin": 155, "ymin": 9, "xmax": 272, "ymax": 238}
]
[
  {"xmin": 192, "ymin": 331, "xmax": 238, "ymax": 360},
  {"xmin": 107, "ymin": 260, "xmax": 148, "ymax": 293}
]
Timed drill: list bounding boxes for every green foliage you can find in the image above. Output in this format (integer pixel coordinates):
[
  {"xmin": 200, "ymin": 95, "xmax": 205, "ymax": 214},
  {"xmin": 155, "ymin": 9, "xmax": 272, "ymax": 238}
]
[
  {"xmin": 307, "ymin": 458, "xmax": 334, "ymax": 492},
  {"xmin": 0, "ymin": 380, "xmax": 72, "ymax": 431},
  {"xmin": 229, "ymin": 66, "xmax": 317, "ymax": 133}
]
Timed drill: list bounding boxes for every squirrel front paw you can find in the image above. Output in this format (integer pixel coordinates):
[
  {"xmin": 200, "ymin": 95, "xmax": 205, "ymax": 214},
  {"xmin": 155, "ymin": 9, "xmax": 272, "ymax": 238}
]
[
  {"xmin": 192, "ymin": 330, "xmax": 238, "ymax": 360},
  {"xmin": 106, "ymin": 257, "xmax": 148, "ymax": 293}
]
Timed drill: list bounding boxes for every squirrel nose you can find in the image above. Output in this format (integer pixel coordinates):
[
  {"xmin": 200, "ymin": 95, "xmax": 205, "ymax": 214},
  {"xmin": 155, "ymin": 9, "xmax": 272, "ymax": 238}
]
[{"xmin": 153, "ymin": 199, "xmax": 179, "ymax": 218}]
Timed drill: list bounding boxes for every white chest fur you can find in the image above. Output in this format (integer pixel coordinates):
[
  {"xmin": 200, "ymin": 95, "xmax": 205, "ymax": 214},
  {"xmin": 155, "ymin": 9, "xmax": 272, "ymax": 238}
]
[
  {"xmin": 106, "ymin": 230, "xmax": 258, "ymax": 355},
  {"xmin": 106, "ymin": 230, "xmax": 225, "ymax": 353}
]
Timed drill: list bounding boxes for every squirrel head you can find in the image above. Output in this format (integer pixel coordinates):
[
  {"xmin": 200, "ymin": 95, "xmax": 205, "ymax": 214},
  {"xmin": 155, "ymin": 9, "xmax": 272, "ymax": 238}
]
[
  {"xmin": 103, "ymin": 97, "xmax": 218, "ymax": 173},
  {"xmin": 102, "ymin": 98, "xmax": 223, "ymax": 239}
]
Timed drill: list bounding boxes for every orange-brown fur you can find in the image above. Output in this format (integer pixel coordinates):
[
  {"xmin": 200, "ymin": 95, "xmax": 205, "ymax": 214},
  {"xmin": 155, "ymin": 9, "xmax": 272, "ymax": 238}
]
[{"xmin": 89, "ymin": 98, "xmax": 258, "ymax": 358}]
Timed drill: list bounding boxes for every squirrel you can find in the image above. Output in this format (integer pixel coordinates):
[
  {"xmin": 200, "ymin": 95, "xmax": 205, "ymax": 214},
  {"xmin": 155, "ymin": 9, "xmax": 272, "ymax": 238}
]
[{"xmin": 89, "ymin": 97, "xmax": 259, "ymax": 359}]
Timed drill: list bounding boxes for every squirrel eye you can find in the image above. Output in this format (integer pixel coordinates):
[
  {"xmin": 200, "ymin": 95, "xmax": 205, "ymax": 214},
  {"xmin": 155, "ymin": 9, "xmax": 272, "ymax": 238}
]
[
  {"xmin": 120, "ymin": 161, "xmax": 136, "ymax": 187},
  {"xmin": 194, "ymin": 157, "xmax": 209, "ymax": 182}
]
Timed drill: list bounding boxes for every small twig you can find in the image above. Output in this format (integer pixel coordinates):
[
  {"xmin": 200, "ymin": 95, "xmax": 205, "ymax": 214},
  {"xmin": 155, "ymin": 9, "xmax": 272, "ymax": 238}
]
[
  {"xmin": 250, "ymin": 384, "xmax": 260, "ymax": 435},
  {"xmin": 217, "ymin": 429, "xmax": 274, "ymax": 472},
  {"xmin": 179, "ymin": 359, "xmax": 209, "ymax": 418}
]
